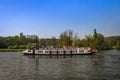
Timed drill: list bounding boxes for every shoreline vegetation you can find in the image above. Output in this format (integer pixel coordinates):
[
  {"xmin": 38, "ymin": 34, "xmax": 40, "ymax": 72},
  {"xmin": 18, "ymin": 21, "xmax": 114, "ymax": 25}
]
[
  {"xmin": 0, "ymin": 49, "xmax": 24, "ymax": 52},
  {"xmin": 0, "ymin": 29, "xmax": 120, "ymax": 52}
]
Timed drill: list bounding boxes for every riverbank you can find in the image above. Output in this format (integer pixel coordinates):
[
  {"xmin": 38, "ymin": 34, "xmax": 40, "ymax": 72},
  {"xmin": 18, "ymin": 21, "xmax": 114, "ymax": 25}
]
[{"xmin": 0, "ymin": 49, "xmax": 24, "ymax": 52}]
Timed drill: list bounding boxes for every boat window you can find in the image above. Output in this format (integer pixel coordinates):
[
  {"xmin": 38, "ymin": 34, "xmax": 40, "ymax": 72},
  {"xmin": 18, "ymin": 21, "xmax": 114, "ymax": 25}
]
[
  {"xmin": 45, "ymin": 51, "xmax": 49, "ymax": 53},
  {"xmin": 79, "ymin": 50, "xmax": 84, "ymax": 52},
  {"xmin": 28, "ymin": 50, "xmax": 31, "ymax": 52},
  {"xmin": 38, "ymin": 51, "xmax": 43, "ymax": 53}
]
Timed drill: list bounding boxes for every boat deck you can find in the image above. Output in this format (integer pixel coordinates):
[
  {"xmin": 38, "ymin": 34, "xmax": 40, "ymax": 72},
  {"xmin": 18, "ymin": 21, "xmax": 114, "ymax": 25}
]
[{"xmin": 23, "ymin": 48, "xmax": 93, "ymax": 55}]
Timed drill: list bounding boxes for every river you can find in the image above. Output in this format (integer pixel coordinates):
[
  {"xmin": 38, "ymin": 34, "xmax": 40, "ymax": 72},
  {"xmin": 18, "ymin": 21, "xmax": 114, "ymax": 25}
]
[{"xmin": 0, "ymin": 50, "xmax": 120, "ymax": 80}]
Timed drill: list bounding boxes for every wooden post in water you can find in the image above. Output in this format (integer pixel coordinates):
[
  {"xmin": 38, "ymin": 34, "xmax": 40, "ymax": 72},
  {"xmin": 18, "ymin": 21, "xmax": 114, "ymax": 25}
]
[
  {"xmin": 63, "ymin": 50, "xmax": 66, "ymax": 58},
  {"xmin": 70, "ymin": 50, "xmax": 72, "ymax": 58},
  {"xmin": 57, "ymin": 50, "xmax": 58, "ymax": 55},
  {"xmin": 50, "ymin": 50, "xmax": 52, "ymax": 55},
  {"xmin": 33, "ymin": 48, "xmax": 35, "ymax": 55},
  {"xmin": 70, "ymin": 50, "xmax": 72, "ymax": 55},
  {"xmin": 57, "ymin": 50, "xmax": 59, "ymax": 58},
  {"xmin": 64, "ymin": 50, "xmax": 65, "ymax": 55}
]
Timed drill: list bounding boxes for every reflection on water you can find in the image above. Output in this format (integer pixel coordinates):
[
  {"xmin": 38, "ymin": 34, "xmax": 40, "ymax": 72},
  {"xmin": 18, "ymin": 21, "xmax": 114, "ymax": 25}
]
[{"xmin": 0, "ymin": 50, "xmax": 120, "ymax": 80}]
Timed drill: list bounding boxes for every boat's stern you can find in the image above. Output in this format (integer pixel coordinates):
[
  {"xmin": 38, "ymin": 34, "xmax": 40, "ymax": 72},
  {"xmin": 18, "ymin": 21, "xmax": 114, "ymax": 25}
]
[{"xmin": 22, "ymin": 49, "xmax": 33, "ymax": 55}]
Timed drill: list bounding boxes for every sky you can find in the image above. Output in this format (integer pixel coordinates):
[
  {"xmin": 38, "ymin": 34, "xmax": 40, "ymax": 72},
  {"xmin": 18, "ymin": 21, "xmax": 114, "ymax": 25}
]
[{"xmin": 0, "ymin": 0, "xmax": 120, "ymax": 38}]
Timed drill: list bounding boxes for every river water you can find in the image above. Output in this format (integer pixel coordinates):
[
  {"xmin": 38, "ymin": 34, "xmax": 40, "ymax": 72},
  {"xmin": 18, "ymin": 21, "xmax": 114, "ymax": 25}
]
[{"xmin": 0, "ymin": 50, "xmax": 120, "ymax": 80}]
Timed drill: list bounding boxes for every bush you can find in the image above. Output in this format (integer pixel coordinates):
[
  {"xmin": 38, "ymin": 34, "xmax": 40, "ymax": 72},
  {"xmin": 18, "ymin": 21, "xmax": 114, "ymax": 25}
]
[
  {"xmin": 8, "ymin": 45, "xmax": 26, "ymax": 49},
  {"xmin": 26, "ymin": 43, "xmax": 36, "ymax": 48},
  {"xmin": 8, "ymin": 46, "xmax": 13, "ymax": 49},
  {"xmin": 8, "ymin": 45, "xmax": 19, "ymax": 49},
  {"xmin": 0, "ymin": 49, "xmax": 24, "ymax": 52},
  {"xmin": 13, "ymin": 45, "xmax": 19, "ymax": 49},
  {"xmin": 19, "ymin": 45, "xmax": 26, "ymax": 49}
]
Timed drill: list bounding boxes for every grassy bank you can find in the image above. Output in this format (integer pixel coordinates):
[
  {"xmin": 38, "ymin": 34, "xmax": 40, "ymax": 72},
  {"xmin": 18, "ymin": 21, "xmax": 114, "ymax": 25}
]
[{"xmin": 0, "ymin": 49, "xmax": 24, "ymax": 52}]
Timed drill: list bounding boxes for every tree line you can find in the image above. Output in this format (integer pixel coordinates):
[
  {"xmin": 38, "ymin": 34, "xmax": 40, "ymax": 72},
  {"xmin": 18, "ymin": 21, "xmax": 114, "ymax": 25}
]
[{"xmin": 0, "ymin": 29, "xmax": 120, "ymax": 50}]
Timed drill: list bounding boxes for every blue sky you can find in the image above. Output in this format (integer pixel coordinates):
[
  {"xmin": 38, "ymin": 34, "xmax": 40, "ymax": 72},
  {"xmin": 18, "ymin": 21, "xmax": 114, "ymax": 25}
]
[{"xmin": 0, "ymin": 0, "xmax": 120, "ymax": 38}]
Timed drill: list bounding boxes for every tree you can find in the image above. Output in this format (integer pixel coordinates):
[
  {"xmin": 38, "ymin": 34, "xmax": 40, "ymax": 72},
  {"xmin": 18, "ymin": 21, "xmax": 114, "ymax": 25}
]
[
  {"xmin": 92, "ymin": 33, "xmax": 105, "ymax": 49},
  {"xmin": 93, "ymin": 28, "xmax": 97, "ymax": 40},
  {"xmin": 116, "ymin": 41, "xmax": 120, "ymax": 50},
  {"xmin": 0, "ymin": 37, "xmax": 7, "ymax": 48},
  {"xmin": 50, "ymin": 37, "xmax": 58, "ymax": 47},
  {"xmin": 19, "ymin": 32, "xmax": 25, "ymax": 45},
  {"xmin": 59, "ymin": 29, "xmax": 74, "ymax": 47},
  {"xmin": 85, "ymin": 29, "xmax": 106, "ymax": 49},
  {"xmin": 72, "ymin": 38, "xmax": 81, "ymax": 47},
  {"xmin": 34, "ymin": 35, "xmax": 39, "ymax": 47},
  {"xmin": 85, "ymin": 35, "xmax": 93, "ymax": 47}
]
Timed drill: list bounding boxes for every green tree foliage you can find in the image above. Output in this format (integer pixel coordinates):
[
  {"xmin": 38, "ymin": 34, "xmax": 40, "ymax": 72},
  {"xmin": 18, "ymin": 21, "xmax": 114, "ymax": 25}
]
[
  {"xmin": 105, "ymin": 36, "xmax": 120, "ymax": 49},
  {"xmin": 72, "ymin": 38, "xmax": 81, "ymax": 47},
  {"xmin": 0, "ymin": 33, "xmax": 39, "ymax": 49},
  {"xmin": 79, "ymin": 29, "xmax": 107, "ymax": 49},
  {"xmin": 116, "ymin": 41, "xmax": 120, "ymax": 50},
  {"xmin": 26, "ymin": 43, "xmax": 34, "ymax": 49},
  {"xmin": 87, "ymin": 29, "xmax": 105, "ymax": 49},
  {"xmin": 39, "ymin": 37, "xmax": 59, "ymax": 47},
  {"xmin": 0, "ymin": 30, "xmax": 120, "ymax": 50},
  {"xmin": 94, "ymin": 33, "xmax": 105, "ymax": 49},
  {"xmin": 19, "ymin": 45, "xmax": 26, "ymax": 49},
  {"xmin": 19, "ymin": 32, "xmax": 25, "ymax": 44},
  {"xmin": 8, "ymin": 45, "xmax": 19, "ymax": 49},
  {"xmin": 59, "ymin": 29, "xmax": 74, "ymax": 46},
  {"xmin": 85, "ymin": 35, "xmax": 93, "ymax": 47},
  {"xmin": 93, "ymin": 28, "xmax": 97, "ymax": 40},
  {"xmin": 0, "ymin": 37, "xmax": 7, "ymax": 48}
]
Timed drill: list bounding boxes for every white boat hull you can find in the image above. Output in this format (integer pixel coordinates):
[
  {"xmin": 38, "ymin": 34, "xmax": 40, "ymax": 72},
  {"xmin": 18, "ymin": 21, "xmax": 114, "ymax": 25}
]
[{"xmin": 23, "ymin": 49, "xmax": 93, "ymax": 55}]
